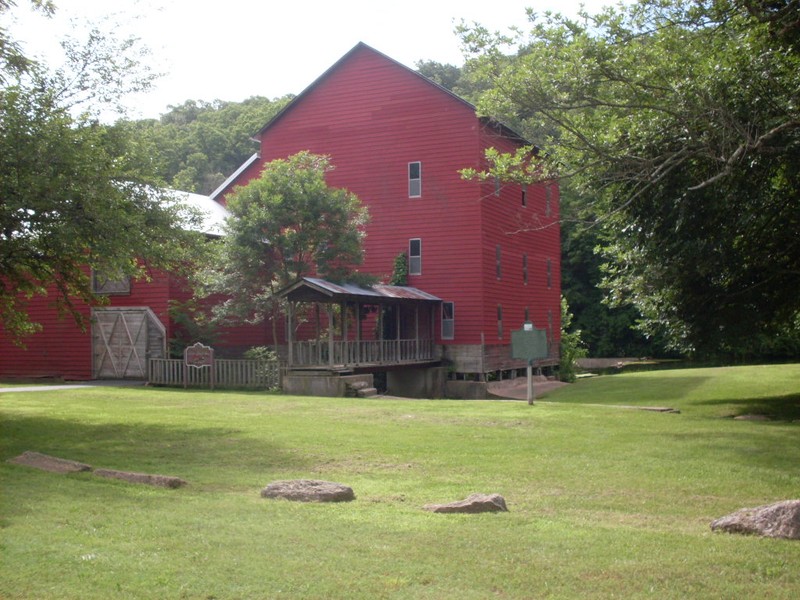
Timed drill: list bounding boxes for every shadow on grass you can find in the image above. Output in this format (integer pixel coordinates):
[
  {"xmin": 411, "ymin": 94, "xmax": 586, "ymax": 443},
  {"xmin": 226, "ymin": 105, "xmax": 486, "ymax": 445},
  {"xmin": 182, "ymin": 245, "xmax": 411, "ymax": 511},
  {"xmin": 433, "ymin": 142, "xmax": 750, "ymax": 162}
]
[
  {"xmin": 695, "ymin": 393, "xmax": 800, "ymax": 422},
  {"xmin": 0, "ymin": 413, "xmax": 312, "ymax": 475}
]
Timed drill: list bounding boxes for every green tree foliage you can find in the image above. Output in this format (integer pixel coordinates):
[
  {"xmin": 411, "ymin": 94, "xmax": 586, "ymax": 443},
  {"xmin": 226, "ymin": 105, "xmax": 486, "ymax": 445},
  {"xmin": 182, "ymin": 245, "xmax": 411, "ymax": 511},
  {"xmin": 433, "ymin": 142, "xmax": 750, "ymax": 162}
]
[
  {"xmin": 558, "ymin": 296, "xmax": 587, "ymax": 383},
  {"xmin": 0, "ymin": 10, "xmax": 205, "ymax": 342},
  {"xmin": 127, "ymin": 96, "xmax": 292, "ymax": 195},
  {"xmin": 560, "ymin": 192, "xmax": 665, "ymax": 357},
  {"xmin": 460, "ymin": 0, "xmax": 800, "ymax": 357},
  {"xmin": 389, "ymin": 252, "xmax": 409, "ymax": 286},
  {"xmin": 0, "ymin": 1, "xmax": 53, "ymax": 81},
  {"xmin": 211, "ymin": 151, "xmax": 369, "ymax": 328}
]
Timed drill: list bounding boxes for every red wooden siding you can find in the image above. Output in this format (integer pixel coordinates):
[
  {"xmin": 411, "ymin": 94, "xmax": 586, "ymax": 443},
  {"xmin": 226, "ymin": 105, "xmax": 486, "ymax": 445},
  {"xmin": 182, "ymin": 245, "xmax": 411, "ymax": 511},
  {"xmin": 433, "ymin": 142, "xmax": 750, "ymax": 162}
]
[
  {"xmin": 0, "ymin": 269, "xmax": 172, "ymax": 380},
  {"xmin": 219, "ymin": 43, "xmax": 561, "ymax": 354}
]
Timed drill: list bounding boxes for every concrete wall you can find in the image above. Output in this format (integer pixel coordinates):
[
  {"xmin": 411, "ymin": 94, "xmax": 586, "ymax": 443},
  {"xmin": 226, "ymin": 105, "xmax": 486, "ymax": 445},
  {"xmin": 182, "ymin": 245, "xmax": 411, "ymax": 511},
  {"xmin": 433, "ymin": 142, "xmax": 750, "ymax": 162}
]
[
  {"xmin": 387, "ymin": 367, "xmax": 448, "ymax": 398},
  {"xmin": 282, "ymin": 371, "xmax": 373, "ymax": 397}
]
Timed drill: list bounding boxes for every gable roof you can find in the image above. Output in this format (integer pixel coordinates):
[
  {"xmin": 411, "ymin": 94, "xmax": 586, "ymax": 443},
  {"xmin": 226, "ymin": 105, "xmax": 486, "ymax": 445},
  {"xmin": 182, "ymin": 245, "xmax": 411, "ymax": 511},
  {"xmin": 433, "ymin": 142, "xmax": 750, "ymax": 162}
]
[{"xmin": 254, "ymin": 42, "xmax": 528, "ymax": 144}]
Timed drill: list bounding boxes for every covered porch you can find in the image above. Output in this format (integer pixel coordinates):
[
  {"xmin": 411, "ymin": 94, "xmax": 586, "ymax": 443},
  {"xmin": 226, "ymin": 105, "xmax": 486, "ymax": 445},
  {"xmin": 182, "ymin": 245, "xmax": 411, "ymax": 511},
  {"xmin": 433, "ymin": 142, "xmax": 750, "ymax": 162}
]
[{"xmin": 277, "ymin": 277, "xmax": 442, "ymax": 370}]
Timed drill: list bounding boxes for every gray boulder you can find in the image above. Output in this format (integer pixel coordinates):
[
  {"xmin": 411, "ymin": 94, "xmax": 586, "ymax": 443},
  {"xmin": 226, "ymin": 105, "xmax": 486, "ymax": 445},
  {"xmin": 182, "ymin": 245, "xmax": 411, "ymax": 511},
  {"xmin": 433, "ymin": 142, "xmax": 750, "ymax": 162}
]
[
  {"xmin": 711, "ymin": 500, "xmax": 800, "ymax": 539},
  {"xmin": 424, "ymin": 493, "xmax": 508, "ymax": 514},
  {"xmin": 261, "ymin": 479, "xmax": 355, "ymax": 502}
]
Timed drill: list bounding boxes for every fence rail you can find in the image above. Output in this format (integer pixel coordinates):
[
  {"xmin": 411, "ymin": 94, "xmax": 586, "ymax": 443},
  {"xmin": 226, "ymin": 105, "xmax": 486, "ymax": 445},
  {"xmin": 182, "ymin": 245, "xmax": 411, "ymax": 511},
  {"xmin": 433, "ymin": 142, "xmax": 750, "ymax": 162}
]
[{"xmin": 148, "ymin": 358, "xmax": 280, "ymax": 390}]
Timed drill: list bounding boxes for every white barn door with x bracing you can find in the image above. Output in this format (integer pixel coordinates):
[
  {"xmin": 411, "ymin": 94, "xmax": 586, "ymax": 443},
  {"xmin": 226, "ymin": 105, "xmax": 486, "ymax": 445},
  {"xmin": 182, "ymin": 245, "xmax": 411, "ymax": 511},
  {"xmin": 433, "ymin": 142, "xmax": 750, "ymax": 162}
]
[{"xmin": 91, "ymin": 308, "xmax": 166, "ymax": 379}]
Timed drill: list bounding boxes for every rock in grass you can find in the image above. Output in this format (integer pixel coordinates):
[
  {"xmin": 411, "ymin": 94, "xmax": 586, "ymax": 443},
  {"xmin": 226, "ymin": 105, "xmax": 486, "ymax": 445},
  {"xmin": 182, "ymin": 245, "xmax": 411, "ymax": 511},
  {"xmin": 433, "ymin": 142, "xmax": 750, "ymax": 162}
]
[
  {"xmin": 93, "ymin": 468, "xmax": 187, "ymax": 489},
  {"xmin": 711, "ymin": 500, "xmax": 800, "ymax": 539},
  {"xmin": 7, "ymin": 451, "xmax": 92, "ymax": 474},
  {"xmin": 423, "ymin": 493, "xmax": 508, "ymax": 514},
  {"xmin": 260, "ymin": 479, "xmax": 355, "ymax": 502}
]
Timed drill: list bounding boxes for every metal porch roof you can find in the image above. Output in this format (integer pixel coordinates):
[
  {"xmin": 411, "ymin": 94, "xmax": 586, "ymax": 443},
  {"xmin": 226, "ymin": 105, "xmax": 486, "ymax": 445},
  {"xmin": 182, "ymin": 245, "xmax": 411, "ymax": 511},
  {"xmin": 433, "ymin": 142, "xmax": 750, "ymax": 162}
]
[{"xmin": 277, "ymin": 277, "xmax": 441, "ymax": 304}]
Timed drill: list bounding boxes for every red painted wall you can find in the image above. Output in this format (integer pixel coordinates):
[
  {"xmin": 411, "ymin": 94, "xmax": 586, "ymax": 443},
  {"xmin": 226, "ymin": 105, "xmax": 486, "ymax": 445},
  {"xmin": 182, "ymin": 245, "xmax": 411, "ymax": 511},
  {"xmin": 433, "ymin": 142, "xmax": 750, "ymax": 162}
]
[
  {"xmin": 0, "ymin": 269, "xmax": 172, "ymax": 380},
  {"xmin": 220, "ymin": 44, "xmax": 561, "ymax": 351}
]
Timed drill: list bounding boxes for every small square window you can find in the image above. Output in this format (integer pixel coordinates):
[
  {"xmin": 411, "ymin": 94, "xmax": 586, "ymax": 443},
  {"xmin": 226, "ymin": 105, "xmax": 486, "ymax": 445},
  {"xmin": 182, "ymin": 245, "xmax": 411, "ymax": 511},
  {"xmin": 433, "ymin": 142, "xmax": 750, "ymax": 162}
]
[{"xmin": 408, "ymin": 161, "xmax": 421, "ymax": 197}]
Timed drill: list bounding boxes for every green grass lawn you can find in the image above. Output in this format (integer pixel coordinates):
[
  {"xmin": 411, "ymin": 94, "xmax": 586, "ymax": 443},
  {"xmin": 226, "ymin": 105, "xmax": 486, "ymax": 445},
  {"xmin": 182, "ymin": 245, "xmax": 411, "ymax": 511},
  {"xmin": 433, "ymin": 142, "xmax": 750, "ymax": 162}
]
[{"xmin": 1, "ymin": 364, "xmax": 799, "ymax": 599}]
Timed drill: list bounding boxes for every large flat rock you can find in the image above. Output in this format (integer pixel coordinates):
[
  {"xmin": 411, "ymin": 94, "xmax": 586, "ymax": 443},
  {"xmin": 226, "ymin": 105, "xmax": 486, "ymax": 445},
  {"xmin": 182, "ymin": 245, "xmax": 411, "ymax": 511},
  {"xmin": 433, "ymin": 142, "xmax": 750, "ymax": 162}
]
[
  {"xmin": 7, "ymin": 451, "xmax": 92, "ymax": 474},
  {"xmin": 261, "ymin": 479, "xmax": 355, "ymax": 502},
  {"xmin": 93, "ymin": 468, "xmax": 187, "ymax": 488},
  {"xmin": 424, "ymin": 493, "xmax": 508, "ymax": 514}
]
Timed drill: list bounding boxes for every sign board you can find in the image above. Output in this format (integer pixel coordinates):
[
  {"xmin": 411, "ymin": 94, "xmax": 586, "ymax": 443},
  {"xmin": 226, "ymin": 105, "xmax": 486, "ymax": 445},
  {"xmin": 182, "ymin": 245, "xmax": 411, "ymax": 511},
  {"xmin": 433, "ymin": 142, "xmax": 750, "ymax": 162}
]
[
  {"xmin": 184, "ymin": 342, "xmax": 214, "ymax": 368},
  {"xmin": 511, "ymin": 324, "xmax": 548, "ymax": 406},
  {"xmin": 511, "ymin": 324, "xmax": 548, "ymax": 361}
]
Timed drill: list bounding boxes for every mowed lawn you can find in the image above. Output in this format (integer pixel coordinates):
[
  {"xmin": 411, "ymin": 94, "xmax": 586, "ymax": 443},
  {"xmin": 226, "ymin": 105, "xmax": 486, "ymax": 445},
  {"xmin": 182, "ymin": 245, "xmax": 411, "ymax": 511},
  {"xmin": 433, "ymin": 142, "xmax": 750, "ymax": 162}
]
[{"xmin": 1, "ymin": 364, "xmax": 798, "ymax": 599}]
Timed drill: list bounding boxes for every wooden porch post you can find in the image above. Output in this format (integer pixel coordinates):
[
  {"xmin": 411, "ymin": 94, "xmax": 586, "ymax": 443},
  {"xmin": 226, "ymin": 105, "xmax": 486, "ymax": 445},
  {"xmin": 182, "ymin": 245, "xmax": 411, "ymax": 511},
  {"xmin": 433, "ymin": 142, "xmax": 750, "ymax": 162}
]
[
  {"xmin": 316, "ymin": 304, "xmax": 322, "ymax": 365},
  {"xmin": 341, "ymin": 302, "xmax": 348, "ymax": 366},
  {"xmin": 356, "ymin": 301, "xmax": 362, "ymax": 364},
  {"xmin": 378, "ymin": 305, "xmax": 384, "ymax": 363},
  {"xmin": 415, "ymin": 304, "xmax": 420, "ymax": 359},
  {"xmin": 327, "ymin": 304, "xmax": 335, "ymax": 368},
  {"xmin": 287, "ymin": 302, "xmax": 294, "ymax": 368},
  {"xmin": 395, "ymin": 305, "xmax": 401, "ymax": 361}
]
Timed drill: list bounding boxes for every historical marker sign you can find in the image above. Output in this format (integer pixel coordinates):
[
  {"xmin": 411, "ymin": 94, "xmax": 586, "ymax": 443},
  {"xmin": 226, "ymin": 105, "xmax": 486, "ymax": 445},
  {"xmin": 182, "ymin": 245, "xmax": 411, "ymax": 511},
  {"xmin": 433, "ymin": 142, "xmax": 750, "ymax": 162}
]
[
  {"xmin": 510, "ymin": 323, "xmax": 548, "ymax": 405},
  {"xmin": 183, "ymin": 342, "xmax": 215, "ymax": 389},
  {"xmin": 184, "ymin": 342, "xmax": 214, "ymax": 368},
  {"xmin": 511, "ymin": 326, "xmax": 548, "ymax": 362}
]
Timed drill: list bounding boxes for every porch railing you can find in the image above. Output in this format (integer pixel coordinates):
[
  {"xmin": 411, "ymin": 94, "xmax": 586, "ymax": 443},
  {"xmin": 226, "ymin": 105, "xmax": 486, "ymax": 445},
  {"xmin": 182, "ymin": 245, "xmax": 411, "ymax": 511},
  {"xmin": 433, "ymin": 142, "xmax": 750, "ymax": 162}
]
[{"xmin": 290, "ymin": 338, "xmax": 436, "ymax": 368}]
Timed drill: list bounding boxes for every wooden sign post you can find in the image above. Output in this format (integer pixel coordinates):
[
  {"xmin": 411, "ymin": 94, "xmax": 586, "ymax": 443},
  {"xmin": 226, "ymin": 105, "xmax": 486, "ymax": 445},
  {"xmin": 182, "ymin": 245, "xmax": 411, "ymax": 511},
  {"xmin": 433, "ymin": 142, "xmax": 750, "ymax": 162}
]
[{"xmin": 511, "ymin": 323, "xmax": 548, "ymax": 405}]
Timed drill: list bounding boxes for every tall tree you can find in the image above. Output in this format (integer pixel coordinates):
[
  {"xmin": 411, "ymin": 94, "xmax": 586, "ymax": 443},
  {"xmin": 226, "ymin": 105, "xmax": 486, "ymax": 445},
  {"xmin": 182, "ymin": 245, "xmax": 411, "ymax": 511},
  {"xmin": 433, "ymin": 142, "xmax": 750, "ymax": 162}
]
[
  {"xmin": 0, "ymin": 10, "xmax": 205, "ymax": 342},
  {"xmin": 460, "ymin": 0, "xmax": 800, "ymax": 356},
  {"xmin": 211, "ymin": 151, "xmax": 369, "ymax": 337}
]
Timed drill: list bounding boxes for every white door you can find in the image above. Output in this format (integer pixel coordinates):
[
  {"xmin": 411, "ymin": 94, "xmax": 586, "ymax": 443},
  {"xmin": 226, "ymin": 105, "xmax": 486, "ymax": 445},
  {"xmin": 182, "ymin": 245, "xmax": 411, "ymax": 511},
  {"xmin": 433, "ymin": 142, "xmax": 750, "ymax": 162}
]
[{"xmin": 92, "ymin": 308, "xmax": 165, "ymax": 379}]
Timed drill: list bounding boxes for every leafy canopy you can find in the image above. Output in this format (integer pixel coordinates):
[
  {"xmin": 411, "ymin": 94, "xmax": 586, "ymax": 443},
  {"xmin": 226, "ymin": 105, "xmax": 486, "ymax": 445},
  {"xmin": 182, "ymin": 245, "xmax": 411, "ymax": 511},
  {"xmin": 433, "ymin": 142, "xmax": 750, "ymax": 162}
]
[
  {"xmin": 460, "ymin": 0, "xmax": 800, "ymax": 356},
  {"xmin": 0, "ymin": 6, "xmax": 206, "ymax": 342},
  {"xmin": 212, "ymin": 151, "xmax": 369, "ymax": 324},
  {"xmin": 126, "ymin": 96, "xmax": 293, "ymax": 195}
]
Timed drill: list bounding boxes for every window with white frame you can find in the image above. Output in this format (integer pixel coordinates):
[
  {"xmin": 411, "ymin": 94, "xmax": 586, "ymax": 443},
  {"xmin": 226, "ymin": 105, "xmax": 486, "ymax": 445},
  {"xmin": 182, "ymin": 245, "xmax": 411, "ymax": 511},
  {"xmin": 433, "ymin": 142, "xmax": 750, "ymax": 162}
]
[
  {"xmin": 408, "ymin": 161, "xmax": 421, "ymax": 197},
  {"xmin": 442, "ymin": 301, "xmax": 455, "ymax": 340},
  {"xmin": 409, "ymin": 238, "xmax": 422, "ymax": 275}
]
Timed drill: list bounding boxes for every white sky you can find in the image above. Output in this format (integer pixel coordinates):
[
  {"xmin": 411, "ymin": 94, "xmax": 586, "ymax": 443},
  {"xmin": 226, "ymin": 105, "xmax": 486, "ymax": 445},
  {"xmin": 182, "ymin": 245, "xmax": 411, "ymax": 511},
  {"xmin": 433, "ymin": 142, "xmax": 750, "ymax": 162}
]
[{"xmin": 6, "ymin": 0, "xmax": 612, "ymax": 119}]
